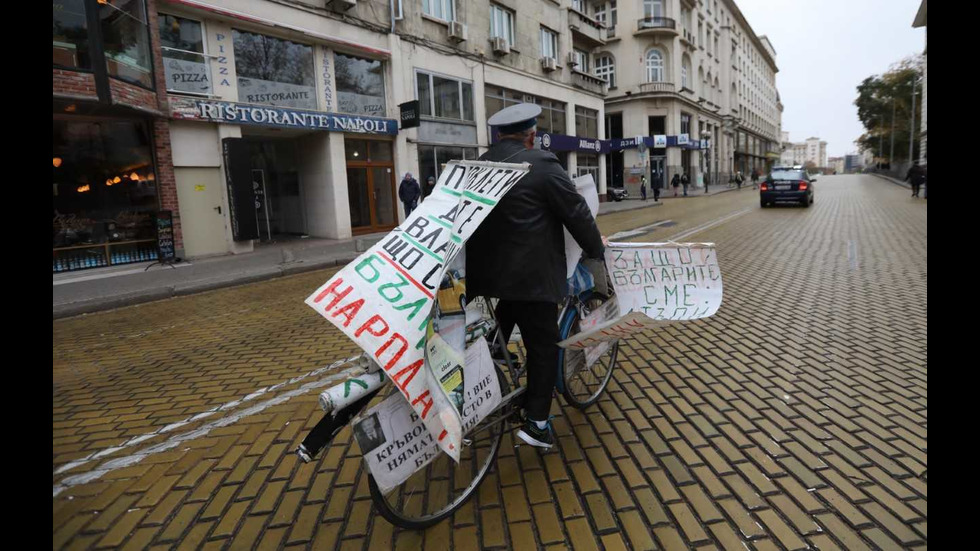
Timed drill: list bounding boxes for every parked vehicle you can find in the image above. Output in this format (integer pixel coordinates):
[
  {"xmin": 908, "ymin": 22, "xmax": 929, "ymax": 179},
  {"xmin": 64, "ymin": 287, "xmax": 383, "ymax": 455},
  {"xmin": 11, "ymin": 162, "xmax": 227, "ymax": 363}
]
[
  {"xmin": 609, "ymin": 188, "xmax": 628, "ymax": 202},
  {"xmin": 760, "ymin": 167, "xmax": 814, "ymax": 208}
]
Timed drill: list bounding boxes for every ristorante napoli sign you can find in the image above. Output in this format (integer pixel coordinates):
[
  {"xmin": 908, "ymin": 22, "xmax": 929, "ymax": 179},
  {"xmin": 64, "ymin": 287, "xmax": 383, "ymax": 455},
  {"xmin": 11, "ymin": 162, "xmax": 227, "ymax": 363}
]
[{"xmin": 195, "ymin": 101, "xmax": 398, "ymax": 135}]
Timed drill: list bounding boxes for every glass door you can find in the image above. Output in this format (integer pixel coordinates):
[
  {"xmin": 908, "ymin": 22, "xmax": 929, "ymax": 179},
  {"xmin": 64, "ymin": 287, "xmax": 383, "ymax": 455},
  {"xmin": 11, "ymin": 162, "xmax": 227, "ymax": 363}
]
[{"xmin": 346, "ymin": 139, "xmax": 396, "ymax": 234}]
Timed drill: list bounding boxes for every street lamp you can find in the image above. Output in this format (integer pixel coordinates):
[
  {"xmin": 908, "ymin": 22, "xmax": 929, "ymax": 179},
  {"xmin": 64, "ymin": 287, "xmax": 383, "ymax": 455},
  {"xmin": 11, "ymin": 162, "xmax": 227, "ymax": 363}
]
[{"xmin": 909, "ymin": 76, "xmax": 921, "ymax": 165}]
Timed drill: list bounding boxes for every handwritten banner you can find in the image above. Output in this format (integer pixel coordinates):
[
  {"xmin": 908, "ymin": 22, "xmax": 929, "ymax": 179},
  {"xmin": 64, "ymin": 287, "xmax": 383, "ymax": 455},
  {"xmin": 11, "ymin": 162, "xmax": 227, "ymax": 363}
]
[
  {"xmin": 353, "ymin": 338, "xmax": 500, "ymax": 495},
  {"xmin": 558, "ymin": 242, "xmax": 723, "ymax": 350},
  {"xmin": 305, "ymin": 160, "xmax": 530, "ymax": 462}
]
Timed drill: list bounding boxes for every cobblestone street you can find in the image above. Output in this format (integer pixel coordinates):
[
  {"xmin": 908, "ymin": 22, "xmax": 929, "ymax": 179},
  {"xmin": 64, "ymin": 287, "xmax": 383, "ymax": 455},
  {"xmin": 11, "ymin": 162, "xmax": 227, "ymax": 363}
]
[{"xmin": 53, "ymin": 175, "xmax": 927, "ymax": 550}]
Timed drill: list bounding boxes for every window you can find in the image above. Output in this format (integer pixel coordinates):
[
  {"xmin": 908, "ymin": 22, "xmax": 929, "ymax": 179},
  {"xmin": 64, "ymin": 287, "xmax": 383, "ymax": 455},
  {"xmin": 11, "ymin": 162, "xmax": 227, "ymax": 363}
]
[
  {"xmin": 645, "ymin": 50, "xmax": 663, "ymax": 82},
  {"xmin": 423, "ymin": 0, "xmax": 455, "ymax": 21},
  {"xmin": 335, "ymin": 53, "xmax": 386, "ymax": 116},
  {"xmin": 234, "ymin": 30, "xmax": 316, "ymax": 109},
  {"xmin": 158, "ymin": 14, "xmax": 211, "ymax": 96},
  {"xmin": 577, "ymin": 153, "xmax": 599, "ymax": 183},
  {"xmin": 595, "ymin": 55, "xmax": 615, "ymax": 88},
  {"xmin": 643, "ymin": 0, "xmax": 664, "ymax": 19},
  {"xmin": 53, "ymin": 118, "xmax": 158, "ymax": 270},
  {"xmin": 101, "ymin": 0, "xmax": 154, "ymax": 88},
  {"xmin": 571, "ymin": 0, "xmax": 587, "ymax": 13},
  {"xmin": 419, "ymin": 146, "xmax": 478, "ymax": 185},
  {"xmin": 416, "ymin": 71, "xmax": 473, "ymax": 121},
  {"xmin": 575, "ymin": 106, "xmax": 598, "ymax": 139},
  {"xmin": 490, "ymin": 4, "xmax": 515, "ymax": 46},
  {"xmin": 485, "ymin": 85, "xmax": 565, "ymax": 135},
  {"xmin": 53, "ymin": 0, "xmax": 91, "ymax": 69},
  {"xmin": 681, "ymin": 60, "xmax": 689, "ymax": 89},
  {"xmin": 573, "ymin": 49, "xmax": 590, "ymax": 72},
  {"xmin": 540, "ymin": 28, "xmax": 558, "ymax": 59},
  {"xmin": 681, "ymin": 113, "xmax": 691, "ymax": 136}
]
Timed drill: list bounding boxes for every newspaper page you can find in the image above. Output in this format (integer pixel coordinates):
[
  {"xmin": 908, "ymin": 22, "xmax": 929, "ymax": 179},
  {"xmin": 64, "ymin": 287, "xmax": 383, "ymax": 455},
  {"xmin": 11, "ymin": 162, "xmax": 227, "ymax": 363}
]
[
  {"xmin": 558, "ymin": 242, "xmax": 723, "ymax": 350},
  {"xmin": 352, "ymin": 338, "xmax": 502, "ymax": 494},
  {"xmin": 305, "ymin": 160, "xmax": 529, "ymax": 462}
]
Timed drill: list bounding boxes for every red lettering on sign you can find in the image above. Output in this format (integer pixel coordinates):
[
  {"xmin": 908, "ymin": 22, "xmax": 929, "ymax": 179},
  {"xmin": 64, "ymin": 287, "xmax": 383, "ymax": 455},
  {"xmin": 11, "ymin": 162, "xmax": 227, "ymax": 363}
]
[
  {"xmin": 313, "ymin": 278, "xmax": 352, "ymax": 311},
  {"xmin": 439, "ymin": 429, "xmax": 448, "ymax": 441},
  {"xmin": 331, "ymin": 298, "xmax": 364, "ymax": 327},
  {"xmin": 412, "ymin": 390, "xmax": 434, "ymax": 419},
  {"xmin": 391, "ymin": 358, "xmax": 422, "ymax": 391},
  {"xmin": 376, "ymin": 332, "xmax": 409, "ymax": 371},
  {"xmin": 355, "ymin": 314, "xmax": 389, "ymax": 337}
]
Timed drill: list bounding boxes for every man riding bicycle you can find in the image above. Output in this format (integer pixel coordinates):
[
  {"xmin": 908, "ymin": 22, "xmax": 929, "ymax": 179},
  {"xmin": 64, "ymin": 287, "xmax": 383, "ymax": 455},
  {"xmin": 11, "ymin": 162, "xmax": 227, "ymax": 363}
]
[{"xmin": 466, "ymin": 103, "xmax": 606, "ymax": 449}]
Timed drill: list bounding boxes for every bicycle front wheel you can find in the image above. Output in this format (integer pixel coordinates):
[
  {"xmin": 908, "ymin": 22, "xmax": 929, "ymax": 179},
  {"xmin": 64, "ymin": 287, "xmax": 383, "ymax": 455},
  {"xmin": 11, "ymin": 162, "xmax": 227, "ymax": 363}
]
[
  {"xmin": 367, "ymin": 364, "xmax": 511, "ymax": 530},
  {"xmin": 559, "ymin": 296, "xmax": 619, "ymax": 409}
]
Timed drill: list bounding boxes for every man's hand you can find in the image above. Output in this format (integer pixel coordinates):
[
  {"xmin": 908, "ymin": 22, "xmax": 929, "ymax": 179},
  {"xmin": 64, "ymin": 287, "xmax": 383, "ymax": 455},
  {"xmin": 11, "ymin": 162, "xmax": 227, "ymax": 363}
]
[{"xmin": 602, "ymin": 235, "xmax": 610, "ymax": 246}]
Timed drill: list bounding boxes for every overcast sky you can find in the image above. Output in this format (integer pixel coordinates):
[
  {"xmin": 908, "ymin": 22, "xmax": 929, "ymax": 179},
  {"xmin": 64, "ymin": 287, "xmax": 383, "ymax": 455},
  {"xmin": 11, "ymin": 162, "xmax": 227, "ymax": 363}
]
[{"xmin": 735, "ymin": 0, "xmax": 925, "ymax": 157}]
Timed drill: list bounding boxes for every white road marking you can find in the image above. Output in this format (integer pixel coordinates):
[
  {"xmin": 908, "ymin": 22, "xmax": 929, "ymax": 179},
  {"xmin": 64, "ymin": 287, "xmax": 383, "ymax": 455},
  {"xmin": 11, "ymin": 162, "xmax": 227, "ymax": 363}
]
[
  {"xmin": 53, "ymin": 262, "xmax": 193, "ymax": 286},
  {"xmin": 610, "ymin": 220, "xmax": 675, "ymax": 240},
  {"xmin": 666, "ymin": 208, "xmax": 754, "ymax": 241},
  {"xmin": 53, "ymin": 360, "xmax": 368, "ymax": 497},
  {"xmin": 53, "ymin": 354, "xmax": 362, "ymax": 477}
]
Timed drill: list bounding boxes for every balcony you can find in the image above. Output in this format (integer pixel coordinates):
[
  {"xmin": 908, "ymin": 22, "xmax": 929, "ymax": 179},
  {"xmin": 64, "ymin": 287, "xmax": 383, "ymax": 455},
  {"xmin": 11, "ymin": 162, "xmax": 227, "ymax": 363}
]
[
  {"xmin": 638, "ymin": 81, "xmax": 676, "ymax": 95},
  {"xmin": 680, "ymin": 28, "xmax": 696, "ymax": 49},
  {"xmin": 571, "ymin": 69, "xmax": 608, "ymax": 95},
  {"xmin": 634, "ymin": 17, "xmax": 678, "ymax": 37},
  {"xmin": 568, "ymin": 8, "xmax": 606, "ymax": 48}
]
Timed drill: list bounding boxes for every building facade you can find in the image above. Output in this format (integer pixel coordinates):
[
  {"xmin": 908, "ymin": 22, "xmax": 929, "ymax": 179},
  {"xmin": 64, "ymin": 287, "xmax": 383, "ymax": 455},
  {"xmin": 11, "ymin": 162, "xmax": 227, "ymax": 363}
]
[
  {"xmin": 779, "ymin": 133, "xmax": 827, "ymax": 168},
  {"xmin": 586, "ymin": 0, "xmax": 781, "ymax": 194},
  {"xmin": 54, "ymin": 0, "xmax": 611, "ymax": 268},
  {"xmin": 54, "ymin": 0, "xmax": 178, "ymax": 272},
  {"xmin": 912, "ymin": 0, "xmax": 926, "ymax": 166}
]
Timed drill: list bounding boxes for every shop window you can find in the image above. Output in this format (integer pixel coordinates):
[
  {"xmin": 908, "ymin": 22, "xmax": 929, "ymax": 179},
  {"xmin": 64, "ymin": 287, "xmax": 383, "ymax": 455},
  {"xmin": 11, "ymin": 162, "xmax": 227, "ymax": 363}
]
[
  {"xmin": 101, "ymin": 0, "xmax": 154, "ymax": 89},
  {"xmin": 575, "ymin": 106, "xmax": 598, "ymax": 139},
  {"xmin": 335, "ymin": 53, "xmax": 386, "ymax": 116},
  {"xmin": 419, "ymin": 146, "xmax": 478, "ymax": 185},
  {"xmin": 53, "ymin": 118, "xmax": 158, "ymax": 272},
  {"xmin": 159, "ymin": 14, "xmax": 211, "ymax": 96},
  {"xmin": 234, "ymin": 30, "xmax": 316, "ymax": 110},
  {"xmin": 53, "ymin": 0, "xmax": 91, "ymax": 69}
]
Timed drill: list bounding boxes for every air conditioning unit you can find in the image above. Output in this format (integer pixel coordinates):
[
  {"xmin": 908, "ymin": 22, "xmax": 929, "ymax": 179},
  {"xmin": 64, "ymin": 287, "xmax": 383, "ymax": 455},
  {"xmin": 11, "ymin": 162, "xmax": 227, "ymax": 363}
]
[
  {"xmin": 540, "ymin": 57, "xmax": 558, "ymax": 72},
  {"xmin": 448, "ymin": 21, "xmax": 467, "ymax": 42},
  {"xmin": 326, "ymin": 0, "xmax": 356, "ymax": 11},
  {"xmin": 567, "ymin": 52, "xmax": 579, "ymax": 67},
  {"xmin": 491, "ymin": 37, "xmax": 510, "ymax": 55}
]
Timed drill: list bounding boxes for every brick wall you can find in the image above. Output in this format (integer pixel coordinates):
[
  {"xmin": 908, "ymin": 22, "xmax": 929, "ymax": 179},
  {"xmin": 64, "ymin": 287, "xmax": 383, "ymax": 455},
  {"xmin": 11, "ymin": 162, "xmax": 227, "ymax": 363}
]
[{"xmin": 52, "ymin": 69, "xmax": 98, "ymax": 100}]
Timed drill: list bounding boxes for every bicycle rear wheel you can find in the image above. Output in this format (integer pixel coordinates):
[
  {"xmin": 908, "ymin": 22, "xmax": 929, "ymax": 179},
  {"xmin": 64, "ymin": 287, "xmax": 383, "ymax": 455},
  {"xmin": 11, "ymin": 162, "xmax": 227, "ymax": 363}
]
[
  {"xmin": 367, "ymin": 364, "xmax": 511, "ymax": 530},
  {"xmin": 559, "ymin": 295, "xmax": 619, "ymax": 409}
]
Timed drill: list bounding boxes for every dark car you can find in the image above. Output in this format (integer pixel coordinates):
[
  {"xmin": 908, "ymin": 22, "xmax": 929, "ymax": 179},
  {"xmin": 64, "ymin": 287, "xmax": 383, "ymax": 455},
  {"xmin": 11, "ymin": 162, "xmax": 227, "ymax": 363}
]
[
  {"xmin": 609, "ymin": 187, "xmax": 629, "ymax": 202},
  {"xmin": 760, "ymin": 167, "xmax": 814, "ymax": 208}
]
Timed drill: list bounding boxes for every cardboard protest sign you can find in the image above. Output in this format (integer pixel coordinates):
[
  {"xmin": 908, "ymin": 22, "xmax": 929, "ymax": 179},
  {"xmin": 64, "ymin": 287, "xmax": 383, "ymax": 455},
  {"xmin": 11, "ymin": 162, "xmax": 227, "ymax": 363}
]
[
  {"xmin": 305, "ymin": 160, "xmax": 529, "ymax": 462},
  {"xmin": 564, "ymin": 174, "xmax": 600, "ymax": 278},
  {"xmin": 353, "ymin": 338, "xmax": 502, "ymax": 495},
  {"xmin": 558, "ymin": 243, "xmax": 723, "ymax": 350}
]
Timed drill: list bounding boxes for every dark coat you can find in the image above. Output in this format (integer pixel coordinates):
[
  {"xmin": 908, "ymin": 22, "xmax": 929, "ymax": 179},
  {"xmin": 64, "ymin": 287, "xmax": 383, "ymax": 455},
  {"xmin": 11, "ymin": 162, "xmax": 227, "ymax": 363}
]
[
  {"xmin": 421, "ymin": 180, "xmax": 436, "ymax": 200},
  {"xmin": 906, "ymin": 165, "xmax": 926, "ymax": 185},
  {"xmin": 671, "ymin": 174, "xmax": 681, "ymax": 187},
  {"xmin": 398, "ymin": 178, "xmax": 420, "ymax": 204},
  {"xmin": 466, "ymin": 139, "xmax": 604, "ymax": 303}
]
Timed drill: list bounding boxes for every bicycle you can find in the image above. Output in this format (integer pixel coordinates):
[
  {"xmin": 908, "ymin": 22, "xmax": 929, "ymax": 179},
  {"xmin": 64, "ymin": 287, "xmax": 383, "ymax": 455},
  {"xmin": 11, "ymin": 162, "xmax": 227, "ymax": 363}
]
[{"xmin": 296, "ymin": 263, "xmax": 620, "ymax": 530}]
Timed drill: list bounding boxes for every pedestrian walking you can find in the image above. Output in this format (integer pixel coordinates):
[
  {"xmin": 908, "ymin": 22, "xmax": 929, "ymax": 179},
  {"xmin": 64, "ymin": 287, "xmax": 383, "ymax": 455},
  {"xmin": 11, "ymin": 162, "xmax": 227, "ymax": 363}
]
[
  {"xmin": 640, "ymin": 176, "xmax": 647, "ymax": 201},
  {"xmin": 398, "ymin": 172, "xmax": 421, "ymax": 217},
  {"xmin": 671, "ymin": 173, "xmax": 681, "ymax": 197},
  {"xmin": 703, "ymin": 172, "xmax": 710, "ymax": 194},
  {"xmin": 421, "ymin": 175, "xmax": 436, "ymax": 201},
  {"xmin": 652, "ymin": 172, "xmax": 662, "ymax": 202},
  {"xmin": 467, "ymin": 102, "xmax": 605, "ymax": 449},
  {"xmin": 751, "ymin": 168, "xmax": 759, "ymax": 190},
  {"xmin": 681, "ymin": 172, "xmax": 690, "ymax": 196},
  {"xmin": 905, "ymin": 161, "xmax": 926, "ymax": 198},
  {"xmin": 736, "ymin": 171, "xmax": 744, "ymax": 189}
]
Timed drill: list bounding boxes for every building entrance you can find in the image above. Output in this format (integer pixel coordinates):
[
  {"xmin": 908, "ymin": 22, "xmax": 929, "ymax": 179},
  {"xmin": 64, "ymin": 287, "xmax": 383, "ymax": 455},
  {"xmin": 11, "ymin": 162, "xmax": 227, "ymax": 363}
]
[
  {"xmin": 243, "ymin": 138, "xmax": 307, "ymax": 240},
  {"xmin": 345, "ymin": 138, "xmax": 397, "ymax": 235}
]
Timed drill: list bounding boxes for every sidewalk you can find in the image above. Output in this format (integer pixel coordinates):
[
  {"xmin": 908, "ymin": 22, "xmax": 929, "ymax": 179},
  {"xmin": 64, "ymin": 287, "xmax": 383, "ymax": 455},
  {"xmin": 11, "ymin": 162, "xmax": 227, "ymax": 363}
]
[
  {"xmin": 54, "ymin": 183, "xmax": 744, "ymax": 319},
  {"xmin": 870, "ymin": 171, "xmax": 927, "ymax": 196},
  {"xmin": 53, "ymin": 233, "xmax": 387, "ymax": 319}
]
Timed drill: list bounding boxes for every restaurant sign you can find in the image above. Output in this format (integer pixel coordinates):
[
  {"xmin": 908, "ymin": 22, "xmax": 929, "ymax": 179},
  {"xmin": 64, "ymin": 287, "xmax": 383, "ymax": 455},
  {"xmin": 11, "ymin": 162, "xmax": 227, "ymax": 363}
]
[{"xmin": 193, "ymin": 100, "xmax": 397, "ymax": 135}]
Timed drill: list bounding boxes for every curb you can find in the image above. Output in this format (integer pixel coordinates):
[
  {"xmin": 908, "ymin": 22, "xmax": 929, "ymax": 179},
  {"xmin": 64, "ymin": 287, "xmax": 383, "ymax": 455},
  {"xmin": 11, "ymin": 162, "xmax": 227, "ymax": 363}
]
[
  {"xmin": 870, "ymin": 172, "xmax": 911, "ymax": 189},
  {"xmin": 53, "ymin": 255, "xmax": 358, "ymax": 320}
]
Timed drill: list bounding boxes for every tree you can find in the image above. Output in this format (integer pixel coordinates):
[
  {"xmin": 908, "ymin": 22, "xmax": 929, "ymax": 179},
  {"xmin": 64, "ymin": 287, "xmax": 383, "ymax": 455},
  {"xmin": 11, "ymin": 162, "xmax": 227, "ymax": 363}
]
[{"xmin": 854, "ymin": 56, "xmax": 923, "ymax": 163}]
